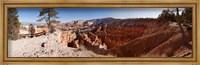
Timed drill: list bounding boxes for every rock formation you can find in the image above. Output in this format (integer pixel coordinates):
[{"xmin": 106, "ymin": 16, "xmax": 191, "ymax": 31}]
[{"xmin": 55, "ymin": 18, "xmax": 193, "ymax": 57}]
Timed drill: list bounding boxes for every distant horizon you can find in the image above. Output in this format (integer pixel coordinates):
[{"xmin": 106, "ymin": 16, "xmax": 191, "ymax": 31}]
[
  {"xmin": 20, "ymin": 17, "xmax": 158, "ymax": 24},
  {"xmin": 17, "ymin": 8, "xmax": 185, "ymax": 23}
]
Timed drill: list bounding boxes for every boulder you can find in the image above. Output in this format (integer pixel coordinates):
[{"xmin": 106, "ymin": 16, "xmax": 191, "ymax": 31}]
[{"xmin": 60, "ymin": 31, "xmax": 77, "ymax": 46}]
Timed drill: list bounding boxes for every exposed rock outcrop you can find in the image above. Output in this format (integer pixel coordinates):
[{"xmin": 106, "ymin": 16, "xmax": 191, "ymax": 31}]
[
  {"xmin": 60, "ymin": 31, "xmax": 77, "ymax": 46},
  {"xmin": 9, "ymin": 30, "xmax": 113, "ymax": 57},
  {"xmin": 144, "ymin": 31, "xmax": 192, "ymax": 57},
  {"xmin": 58, "ymin": 18, "xmax": 192, "ymax": 57}
]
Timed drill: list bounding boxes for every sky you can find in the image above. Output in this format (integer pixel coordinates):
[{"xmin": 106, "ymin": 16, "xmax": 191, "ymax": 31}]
[{"xmin": 16, "ymin": 8, "xmax": 184, "ymax": 23}]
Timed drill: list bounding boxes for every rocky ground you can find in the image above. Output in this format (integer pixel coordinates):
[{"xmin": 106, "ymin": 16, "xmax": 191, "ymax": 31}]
[
  {"xmin": 8, "ymin": 18, "xmax": 193, "ymax": 57},
  {"xmin": 8, "ymin": 30, "xmax": 113, "ymax": 57}
]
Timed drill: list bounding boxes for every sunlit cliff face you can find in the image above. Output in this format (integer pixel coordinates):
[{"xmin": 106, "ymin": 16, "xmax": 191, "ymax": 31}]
[{"xmin": 58, "ymin": 18, "xmax": 191, "ymax": 57}]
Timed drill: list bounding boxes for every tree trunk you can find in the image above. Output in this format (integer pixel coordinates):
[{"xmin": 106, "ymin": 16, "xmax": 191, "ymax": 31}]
[
  {"xmin": 47, "ymin": 12, "xmax": 52, "ymax": 33},
  {"xmin": 176, "ymin": 8, "xmax": 192, "ymax": 49},
  {"xmin": 176, "ymin": 8, "xmax": 185, "ymax": 38}
]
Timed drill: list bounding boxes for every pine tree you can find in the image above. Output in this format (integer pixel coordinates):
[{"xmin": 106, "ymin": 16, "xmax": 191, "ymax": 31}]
[
  {"xmin": 158, "ymin": 8, "xmax": 192, "ymax": 52},
  {"xmin": 158, "ymin": 9, "xmax": 176, "ymax": 22},
  {"xmin": 37, "ymin": 8, "xmax": 59, "ymax": 33},
  {"xmin": 49, "ymin": 20, "xmax": 60, "ymax": 23},
  {"xmin": 8, "ymin": 8, "xmax": 21, "ymax": 40},
  {"xmin": 181, "ymin": 8, "xmax": 192, "ymax": 27}
]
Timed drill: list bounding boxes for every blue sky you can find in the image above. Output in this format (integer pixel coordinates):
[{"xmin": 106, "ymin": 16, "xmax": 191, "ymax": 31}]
[{"xmin": 17, "ymin": 8, "xmax": 181, "ymax": 23}]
